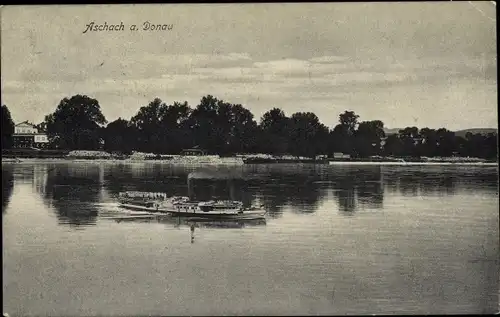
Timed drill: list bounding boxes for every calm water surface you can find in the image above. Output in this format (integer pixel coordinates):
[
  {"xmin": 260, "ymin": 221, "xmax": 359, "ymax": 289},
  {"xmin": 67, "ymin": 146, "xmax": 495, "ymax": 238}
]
[{"xmin": 2, "ymin": 162, "xmax": 499, "ymax": 316}]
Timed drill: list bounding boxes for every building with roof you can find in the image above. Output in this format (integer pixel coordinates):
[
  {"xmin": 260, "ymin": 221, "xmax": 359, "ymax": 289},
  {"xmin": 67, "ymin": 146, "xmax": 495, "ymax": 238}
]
[{"xmin": 13, "ymin": 121, "xmax": 49, "ymax": 149}]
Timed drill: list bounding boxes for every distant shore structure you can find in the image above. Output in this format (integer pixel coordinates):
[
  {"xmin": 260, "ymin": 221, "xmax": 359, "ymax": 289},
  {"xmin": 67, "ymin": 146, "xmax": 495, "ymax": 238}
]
[{"xmin": 180, "ymin": 146, "xmax": 207, "ymax": 156}]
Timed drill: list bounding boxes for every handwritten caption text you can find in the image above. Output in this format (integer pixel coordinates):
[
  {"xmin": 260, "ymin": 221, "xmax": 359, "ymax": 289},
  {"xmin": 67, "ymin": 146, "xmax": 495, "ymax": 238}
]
[{"xmin": 83, "ymin": 21, "xmax": 173, "ymax": 34}]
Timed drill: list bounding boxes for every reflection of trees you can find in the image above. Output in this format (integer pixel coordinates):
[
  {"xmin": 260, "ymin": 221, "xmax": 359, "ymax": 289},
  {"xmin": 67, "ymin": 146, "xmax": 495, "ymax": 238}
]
[
  {"xmin": 289, "ymin": 180, "xmax": 323, "ymax": 212},
  {"xmin": 330, "ymin": 166, "xmax": 384, "ymax": 215},
  {"xmin": 2, "ymin": 165, "xmax": 14, "ymax": 213},
  {"xmin": 104, "ymin": 164, "xmax": 327, "ymax": 217},
  {"xmin": 357, "ymin": 181, "xmax": 384, "ymax": 209},
  {"xmin": 187, "ymin": 178, "xmax": 253, "ymax": 206},
  {"xmin": 253, "ymin": 183, "xmax": 288, "ymax": 218},
  {"xmin": 392, "ymin": 169, "xmax": 458, "ymax": 196},
  {"xmin": 253, "ymin": 182, "xmax": 289, "ymax": 218},
  {"xmin": 335, "ymin": 186, "xmax": 356, "ymax": 214},
  {"xmin": 249, "ymin": 165, "xmax": 328, "ymax": 215},
  {"xmin": 43, "ymin": 164, "xmax": 102, "ymax": 228},
  {"xmin": 381, "ymin": 166, "xmax": 499, "ymax": 196},
  {"xmin": 33, "ymin": 163, "xmax": 498, "ymax": 225},
  {"xmin": 104, "ymin": 163, "xmax": 189, "ymax": 198}
]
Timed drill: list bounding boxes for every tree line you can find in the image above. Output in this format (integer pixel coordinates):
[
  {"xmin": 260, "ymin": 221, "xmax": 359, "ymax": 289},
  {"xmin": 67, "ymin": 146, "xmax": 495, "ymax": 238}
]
[{"xmin": 1, "ymin": 94, "xmax": 497, "ymax": 160}]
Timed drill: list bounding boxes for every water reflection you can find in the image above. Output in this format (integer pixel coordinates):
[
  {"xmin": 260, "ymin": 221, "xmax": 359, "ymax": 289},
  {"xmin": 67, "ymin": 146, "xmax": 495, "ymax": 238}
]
[
  {"xmin": 185, "ymin": 165, "xmax": 329, "ymax": 215},
  {"xmin": 110, "ymin": 213, "xmax": 266, "ymax": 229},
  {"xmin": 2, "ymin": 165, "xmax": 14, "ymax": 213},
  {"xmin": 251, "ymin": 167, "xmax": 328, "ymax": 215},
  {"xmin": 102, "ymin": 164, "xmax": 328, "ymax": 217},
  {"xmin": 112, "ymin": 215, "xmax": 266, "ymax": 244},
  {"xmin": 4, "ymin": 162, "xmax": 498, "ymax": 316},
  {"xmin": 46, "ymin": 163, "xmax": 500, "ymax": 220},
  {"xmin": 2, "ymin": 163, "xmax": 498, "ymax": 226},
  {"xmin": 187, "ymin": 178, "xmax": 253, "ymax": 206},
  {"xmin": 381, "ymin": 166, "xmax": 499, "ymax": 197},
  {"xmin": 42, "ymin": 164, "xmax": 102, "ymax": 228},
  {"xmin": 329, "ymin": 166, "xmax": 384, "ymax": 215},
  {"xmin": 104, "ymin": 163, "xmax": 188, "ymax": 198}
]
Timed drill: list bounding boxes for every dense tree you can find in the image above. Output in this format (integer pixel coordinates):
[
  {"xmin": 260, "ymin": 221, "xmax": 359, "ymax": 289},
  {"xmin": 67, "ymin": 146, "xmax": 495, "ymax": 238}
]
[
  {"xmin": 329, "ymin": 111, "xmax": 360, "ymax": 156},
  {"xmin": 383, "ymin": 134, "xmax": 404, "ymax": 157},
  {"xmin": 434, "ymin": 128, "xmax": 457, "ymax": 157},
  {"xmin": 23, "ymin": 93, "xmax": 496, "ymax": 161},
  {"xmin": 463, "ymin": 132, "xmax": 498, "ymax": 159},
  {"xmin": 223, "ymin": 103, "xmax": 258, "ymax": 154},
  {"xmin": 183, "ymin": 96, "xmax": 259, "ymax": 155},
  {"xmin": 43, "ymin": 95, "xmax": 107, "ymax": 150},
  {"xmin": 102, "ymin": 118, "xmax": 135, "ymax": 154},
  {"xmin": 159, "ymin": 101, "xmax": 193, "ymax": 154},
  {"xmin": 127, "ymin": 95, "xmax": 260, "ymax": 155},
  {"xmin": 398, "ymin": 127, "xmax": 420, "ymax": 157},
  {"xmin": 326, "ymin": 130, "xmax": 339, "ymax": 156},
  {"xmin": 35, "ymin": 121, "xmax": 47, "ymax": 133},
  {"xmin": 1, "ymin": 105, "xmax": 15, "ymax": 149},
  {"xmin": 130, "ymin": 98, "xmax": 167, "ymax": 153},
  {"xmin": 259, "ymin": 108, "xmax": 291, "ymax": 155},
  {"xmin": 354, "ymin": 120, "xmax": 385, "ymax": 157},
  {"xmin": 417, "ymin": 128, "xmax": 438, "ymax": 157},
  {"xmin": 260, "ymin": 108, "xmax": 288, "ymax": 133},
  {"xmin": 288, "ymin": 112, "xmax": 329, "ymax": 158},
  {"xmin": 483, "ymin": 133, "xmax": 498, "ymax": 159},
  {"xmin": 188, "ymin": 95, "xmax": 222, "ymax": 154},
  {"xmin": 339, "ymin": 111, "xmax": 359, "ymax": 136}
]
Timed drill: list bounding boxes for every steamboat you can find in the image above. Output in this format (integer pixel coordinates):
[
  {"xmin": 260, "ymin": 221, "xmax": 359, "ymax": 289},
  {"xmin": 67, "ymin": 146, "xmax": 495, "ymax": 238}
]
[{"xmin": 117, "ymin": 191, "xmax": 267, "ymax": 219}]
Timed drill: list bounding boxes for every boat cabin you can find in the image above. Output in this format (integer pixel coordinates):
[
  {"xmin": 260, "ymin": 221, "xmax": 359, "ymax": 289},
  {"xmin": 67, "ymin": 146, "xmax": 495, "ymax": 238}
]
[{"xmin": 197, "ymin": 200, "xmax": 243, "ymax": 212}]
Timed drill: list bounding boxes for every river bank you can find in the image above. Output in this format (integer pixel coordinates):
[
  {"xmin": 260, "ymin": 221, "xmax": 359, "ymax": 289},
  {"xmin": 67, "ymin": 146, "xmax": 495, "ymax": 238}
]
[
  {"xmin": 2, "ymin": 157, "xmax": 498, "ymax": 166},
  {"xmin": 2, "ymin": 149, "xmax": 497, "ymax": 165}
]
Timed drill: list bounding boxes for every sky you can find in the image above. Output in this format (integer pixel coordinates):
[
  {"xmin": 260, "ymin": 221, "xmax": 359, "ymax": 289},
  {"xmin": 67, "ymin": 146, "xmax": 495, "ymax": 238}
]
[{"xmin": 1, "ymin": 3, "xmax": 497, "ymax": 131}]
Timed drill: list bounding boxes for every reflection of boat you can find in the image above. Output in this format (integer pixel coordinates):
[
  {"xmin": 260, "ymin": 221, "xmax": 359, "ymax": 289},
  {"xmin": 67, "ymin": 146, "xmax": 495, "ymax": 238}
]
[
  {"xmin": 111, "ymin": 213, "xmax": 267, "ymax": 228},
  {"xmin": 185, "ymin": 218, "xmax": 267, "ymax": 229}
]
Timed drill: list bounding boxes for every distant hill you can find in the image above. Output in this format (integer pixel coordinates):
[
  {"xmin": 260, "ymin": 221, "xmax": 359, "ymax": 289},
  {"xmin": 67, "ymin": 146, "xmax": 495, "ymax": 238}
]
[
  {"xmin": 454, "ymin": 128, "xmax": 498, "ymax": 138},
  {"xmin": 383, "ymin": 127, "xmax": 498, "ymax": 137}
]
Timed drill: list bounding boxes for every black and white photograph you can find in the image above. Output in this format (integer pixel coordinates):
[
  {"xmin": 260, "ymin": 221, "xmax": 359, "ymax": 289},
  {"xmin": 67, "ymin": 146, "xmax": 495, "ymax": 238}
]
[{"xmin": 1, "ymin": 2, "xmax": 498, "ymax": 316}]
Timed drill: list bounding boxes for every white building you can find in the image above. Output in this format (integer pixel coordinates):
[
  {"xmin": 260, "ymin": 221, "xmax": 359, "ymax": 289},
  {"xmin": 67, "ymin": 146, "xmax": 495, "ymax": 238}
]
[{"xmin": 13, "ymin": 121, "xmax": 49, "ymax": 148}]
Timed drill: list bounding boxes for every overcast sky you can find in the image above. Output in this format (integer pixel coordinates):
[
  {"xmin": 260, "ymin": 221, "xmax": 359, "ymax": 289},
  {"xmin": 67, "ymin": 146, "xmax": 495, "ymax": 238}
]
[{"xmin": 1, "ymin": 3, "xmax": 497, "ymax": 130}]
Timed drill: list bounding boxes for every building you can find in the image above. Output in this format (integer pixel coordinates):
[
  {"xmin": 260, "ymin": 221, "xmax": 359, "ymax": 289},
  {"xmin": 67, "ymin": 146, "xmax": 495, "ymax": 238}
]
[
  {"xmin": 13, "ymin": 121, "xmax": 49, "ymax": 149},
  {"xmin": 180, "ymin": 146, "xmax": 207, "ymax": 156},
  {"xmin": 333, "ymin": 152, "xmax": 351, "ymax": 159}
]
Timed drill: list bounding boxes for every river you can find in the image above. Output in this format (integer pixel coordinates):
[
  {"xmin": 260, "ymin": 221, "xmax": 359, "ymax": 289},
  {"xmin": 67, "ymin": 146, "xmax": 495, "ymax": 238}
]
[{"xmin": 2, "ymin": 162, "xmax": 499, "ymax": 315}]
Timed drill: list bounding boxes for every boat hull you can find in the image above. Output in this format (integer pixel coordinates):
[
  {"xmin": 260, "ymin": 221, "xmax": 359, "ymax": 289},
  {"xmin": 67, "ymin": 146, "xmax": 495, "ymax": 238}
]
[
  {"xmin": 119, "ymin": 203, "xmax": 168, "ymax": 213},
  {"xmin": 119, "ymin": 203, "xmax": 266, "ymax": 219},
  {"xmin": 167, "ymin": 211, "xmax": 267, "ymax": 220}
]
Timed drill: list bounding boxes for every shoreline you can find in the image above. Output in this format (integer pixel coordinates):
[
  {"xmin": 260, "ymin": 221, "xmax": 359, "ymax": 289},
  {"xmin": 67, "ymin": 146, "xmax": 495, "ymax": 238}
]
[{"xmin": 2, "ymin": 157, "xmax": 498, "ymax": 166}]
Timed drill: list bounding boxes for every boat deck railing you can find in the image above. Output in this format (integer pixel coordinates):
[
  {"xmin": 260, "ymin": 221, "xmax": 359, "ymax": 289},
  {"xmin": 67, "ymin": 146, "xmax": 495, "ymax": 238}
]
[{"xmin": 119, "ymin": 191, "xmax": 169, "ymax": 200}]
